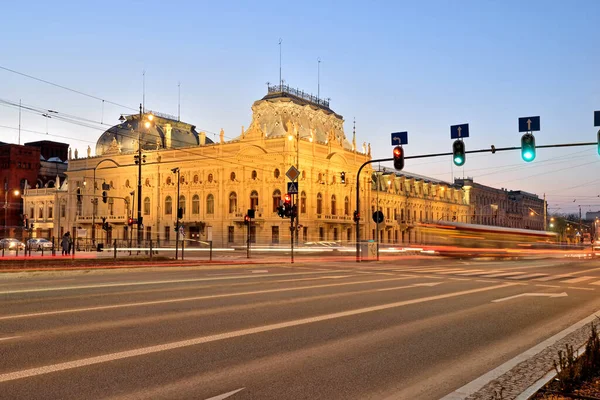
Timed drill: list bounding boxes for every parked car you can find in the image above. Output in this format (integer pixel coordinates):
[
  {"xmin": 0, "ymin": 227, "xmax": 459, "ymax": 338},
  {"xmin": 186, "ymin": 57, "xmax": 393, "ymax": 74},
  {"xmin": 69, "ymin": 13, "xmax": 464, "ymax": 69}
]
[
  {"xmin": 0, "ymin": 238, "xmax": 26, "ymax": 250},
  {"xmin": 27, "ymin": 238, "xmax": 54, "ymax": 251}
]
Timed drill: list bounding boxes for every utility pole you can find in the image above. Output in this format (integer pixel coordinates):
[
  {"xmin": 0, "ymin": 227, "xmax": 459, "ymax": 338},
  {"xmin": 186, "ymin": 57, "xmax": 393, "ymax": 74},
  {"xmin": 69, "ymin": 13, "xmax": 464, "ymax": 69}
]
[
  {"xmin": 136, "ymin": 104, "xmax": 144, "ymax": 250},
  {"xmin": 172, "ymin": 168, "xmax": 180, "ymax": 260},
  {"xmin": 543, "ymin": 193, "xmax": 547, "ymax": 231}
]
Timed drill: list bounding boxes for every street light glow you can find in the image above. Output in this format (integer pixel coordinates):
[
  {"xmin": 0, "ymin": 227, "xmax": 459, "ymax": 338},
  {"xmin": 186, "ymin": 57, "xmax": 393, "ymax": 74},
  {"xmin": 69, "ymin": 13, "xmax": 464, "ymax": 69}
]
[
  {"xmin": 144, "ymin": 121, "xmax": 151, "ymax": 129},
  {"xmin": 13, "ymin": 190, "xmax": 19, "ymax": 196}
]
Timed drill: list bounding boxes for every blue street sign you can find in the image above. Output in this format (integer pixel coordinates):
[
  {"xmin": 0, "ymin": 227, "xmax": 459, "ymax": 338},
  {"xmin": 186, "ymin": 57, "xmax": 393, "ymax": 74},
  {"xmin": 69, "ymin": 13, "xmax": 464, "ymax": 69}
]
[
  {"xmin": 594, "ymin": 111, "xmax": 600, "ymax": 127},
  {"xmin": 391, "ymin": 131, "xmax": 408, "ymax": 146},
  {"xmin": 287, "ymin": 182, "xmax": 298, "ymax": 194},
  {"xmin": 518, "ymin": 116, "xmax": 540, "ymax": 132},
  {"xmin": 450, "ymin": 124, "xmax": 469, "ymax": 139}
]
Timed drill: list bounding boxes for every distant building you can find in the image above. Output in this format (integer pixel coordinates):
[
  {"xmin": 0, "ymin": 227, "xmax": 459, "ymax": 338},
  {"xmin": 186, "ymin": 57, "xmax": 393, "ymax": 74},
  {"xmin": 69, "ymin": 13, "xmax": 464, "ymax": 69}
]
[{"xmin": 586, "ymin": 211, "xmax": 600, "ymax": 220}]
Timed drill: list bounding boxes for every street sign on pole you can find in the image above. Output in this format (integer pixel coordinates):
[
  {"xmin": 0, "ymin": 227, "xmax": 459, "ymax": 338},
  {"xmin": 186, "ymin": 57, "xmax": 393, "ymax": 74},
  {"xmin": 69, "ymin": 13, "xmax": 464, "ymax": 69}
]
[
  {"xmin": 450, "ymin": 124, "xmax": 470, "ymax": 139},
  {"xmin": 518, "ymin": 116, "xmax": 541, "ymax": 132},
  {"xmin": 391, "ymin": 131, "xmax": 408, "ymax": 146},
  {"xmin": 286, "ymin": 166, "xmax": 300, "ymax": 181},
  {"xmin": 372, "ymin": 211, "xmax": 384, "ymax": 224},
  {"xmin": 287, "ymin": 182, "xmax": 298, "ymax": 194}
]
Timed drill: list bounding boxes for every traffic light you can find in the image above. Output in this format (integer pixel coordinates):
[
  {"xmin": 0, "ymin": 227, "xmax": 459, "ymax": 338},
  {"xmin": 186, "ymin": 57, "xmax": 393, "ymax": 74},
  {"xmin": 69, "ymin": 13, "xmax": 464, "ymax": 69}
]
[
  {"xmin": 277, "ymin": 205, "xmax": 285, "ymax": 218},
  {"xmin": 248, "ymin": 209, "xmax": 255, "ymax": 219},
  {"xmin": 393, "ymin": 146, "xmax": 404, "ymax": 171},
  {"xmin": 521, "ymin": 133, "xmax": 536, "ymax": 162},
  {"xmin": 283, "ymin": 194, "xmax": 292, "ymax": 217},
  {"xmin": 76, "ymin": 188, "xmax": 81, "ymax": 203},
  {"xmin": 102, "ymin": 191, "xmax": 107, "ymax": 203},
  {"xmin": 137, "ymin": 216, "xmax": 143, "ymax": 226},
  {"xmin": 340, "ymin": 172, "xmax": 346, "ymax": 184},
  {"xmin": 244, "ymin": 215, "xmax": 250, "ymax": 225},
  {"xmin": 177, "ymin": 207, "xmax": 183, "ymax": 219},
  {"xmin": 128, "ymin": 217, "xmax": 134, "ymax": 226},
  {"xmin": 597, "ymin": 130, "xmax": 600, "ymax": 156},
  {"xmin": 452, "ymin": 140, "xmax": 466, "ymax": 166},
  {"xmin": 353, "ymin": 210, "xmax": 360, "ymax": 223}
]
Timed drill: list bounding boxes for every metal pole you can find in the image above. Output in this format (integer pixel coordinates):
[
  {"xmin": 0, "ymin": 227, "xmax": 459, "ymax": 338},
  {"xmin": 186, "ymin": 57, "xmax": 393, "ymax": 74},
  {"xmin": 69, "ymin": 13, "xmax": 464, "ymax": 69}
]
[
  {"xmin": 246, "ymin": 221, "xmax": 250, "ymax": 259},
  {"xmin": 376, "ymin": 168, "xmax": 380, "ymax": 261},
  {"xmin": 209, "ymin": 240, "xmax": 213, "ymax": 261},
  {"xmin": 291, "ymin": 194, "xmax": 295, "ymax": 264},
  {"xmin": 175, "ymin": 169, "xmax": 180, "ymax": 260},
  {"xmin": 92, "ymin": 168, "xmax": 96, "ymax": 246},
  {"xmin": 137, "ymin": 104, "xmax": 143, "ymax": 252}
]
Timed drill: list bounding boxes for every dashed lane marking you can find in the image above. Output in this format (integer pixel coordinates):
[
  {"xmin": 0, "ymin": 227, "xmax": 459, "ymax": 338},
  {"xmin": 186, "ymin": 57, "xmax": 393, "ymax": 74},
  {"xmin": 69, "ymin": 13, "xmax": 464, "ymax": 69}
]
[
  {"xmin": 508, "ymin": 273, "xmax": 547, "ymax": 280},
  {"xmin": 481, "ymin": 271, "xmax": 528, "ymax": 278},
  {"xmin": 0, "ymin": 283, "xmax": 517, "ymax": 383},
  {"xmin": 561, "ymin": 276, "xmax": 596, "ymax": 284}
]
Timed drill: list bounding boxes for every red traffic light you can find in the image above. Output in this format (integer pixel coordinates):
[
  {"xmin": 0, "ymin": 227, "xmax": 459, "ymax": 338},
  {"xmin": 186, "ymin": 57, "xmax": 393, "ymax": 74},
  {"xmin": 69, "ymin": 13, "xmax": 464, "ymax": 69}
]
[
  {"xmin": 127, "ymin": 217, "xmax": 134, "ymax": 226},
  {"xmin": 393, "ymin": 146, "xmax": 404, "ymax": 171},
  {"xmin": 284, "ymin": 193, "xmax": 291, "ymax": 203}
]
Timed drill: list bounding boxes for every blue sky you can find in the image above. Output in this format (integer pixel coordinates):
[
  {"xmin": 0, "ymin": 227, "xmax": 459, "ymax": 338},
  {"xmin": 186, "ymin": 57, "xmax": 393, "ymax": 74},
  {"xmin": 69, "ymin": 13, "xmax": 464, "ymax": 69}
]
[{"xmin": 1, "ymin": 0, "xmax": 599, "ymax": 214}]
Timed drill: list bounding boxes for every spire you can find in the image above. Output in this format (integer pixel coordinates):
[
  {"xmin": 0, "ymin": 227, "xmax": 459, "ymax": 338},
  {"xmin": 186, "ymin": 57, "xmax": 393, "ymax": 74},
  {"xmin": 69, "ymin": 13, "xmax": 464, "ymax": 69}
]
[{"xmin": 352, "ymin": 118, "xmax": 356, "ymax": 151}]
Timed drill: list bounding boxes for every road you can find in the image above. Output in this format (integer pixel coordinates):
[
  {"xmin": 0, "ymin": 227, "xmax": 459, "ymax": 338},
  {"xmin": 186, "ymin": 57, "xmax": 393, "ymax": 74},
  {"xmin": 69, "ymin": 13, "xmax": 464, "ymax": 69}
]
[{"xmin": 1, "ymin": 257, "xmax": 600, "ymax": 399}]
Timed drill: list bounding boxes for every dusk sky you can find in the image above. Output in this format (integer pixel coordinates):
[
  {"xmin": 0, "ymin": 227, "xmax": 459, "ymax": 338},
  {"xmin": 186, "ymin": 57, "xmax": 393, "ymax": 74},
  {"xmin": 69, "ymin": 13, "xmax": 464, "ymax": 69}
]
[{"xmin": 1, "ymin": 0, "xmax": 599, "ymax": 214}]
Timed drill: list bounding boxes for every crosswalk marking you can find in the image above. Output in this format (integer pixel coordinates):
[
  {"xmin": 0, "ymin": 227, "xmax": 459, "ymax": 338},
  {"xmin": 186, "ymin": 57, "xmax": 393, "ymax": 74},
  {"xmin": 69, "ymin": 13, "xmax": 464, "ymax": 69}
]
[
  {"xmin": 508, "ymin": 273, "xmax": 547, "ymax": 280},
  {"xmin": 591, "ymin": 281, "xmax": 600, "ymax": 286},
  {"xmin": 561, "ymin": 276, "xmax": 596, "ymax": 284},
  {"xmin": 455, "ymin": 270, "xmax": 487, "ymax": 275},
  {"xmin": 533, "ymin": 274, "xmax": 573, "ymax": 282},
  {"xmin": 437, "ymin": 269, "xmax": 484, "ymax": 275}
]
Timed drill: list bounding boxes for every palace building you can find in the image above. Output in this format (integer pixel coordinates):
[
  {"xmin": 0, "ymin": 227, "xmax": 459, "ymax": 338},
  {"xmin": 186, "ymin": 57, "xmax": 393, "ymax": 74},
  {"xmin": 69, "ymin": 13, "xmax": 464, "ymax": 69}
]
[{"xmin": 23, "ymin": 86, "xmax": 480, "ymax": 247}]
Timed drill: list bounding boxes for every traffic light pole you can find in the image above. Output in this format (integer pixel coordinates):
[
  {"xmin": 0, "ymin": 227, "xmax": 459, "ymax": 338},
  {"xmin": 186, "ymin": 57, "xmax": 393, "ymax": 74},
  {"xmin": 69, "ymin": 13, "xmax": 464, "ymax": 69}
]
[
  {"xmin": 290, "ymin": 194, "xmax": 295, "ymax": 264},
  {"xmin": 355, "ymin": 140, "xmax": 598, "ymax": 262}
]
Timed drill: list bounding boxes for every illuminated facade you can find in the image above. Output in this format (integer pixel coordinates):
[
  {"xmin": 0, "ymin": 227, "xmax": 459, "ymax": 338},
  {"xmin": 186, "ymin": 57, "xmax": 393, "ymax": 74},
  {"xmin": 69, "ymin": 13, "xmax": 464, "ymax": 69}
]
[{"xmin": 25, "ymin": 87, "xmax": 473, "ymax": 246}]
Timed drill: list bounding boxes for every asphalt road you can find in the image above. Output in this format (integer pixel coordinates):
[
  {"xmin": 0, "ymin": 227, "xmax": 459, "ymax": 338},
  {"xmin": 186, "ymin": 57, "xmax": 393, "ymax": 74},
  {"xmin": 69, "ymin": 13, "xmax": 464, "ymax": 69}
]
[{"xmin": 1, "ymin": 257, "xmax": 600, "ymax": 399}]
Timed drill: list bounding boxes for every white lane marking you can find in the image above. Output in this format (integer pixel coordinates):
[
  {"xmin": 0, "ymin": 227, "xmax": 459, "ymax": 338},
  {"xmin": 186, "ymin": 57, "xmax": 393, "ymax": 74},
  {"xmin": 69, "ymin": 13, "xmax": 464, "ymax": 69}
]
[
  {"xmin": 454, "ymin": 270, "xmax": 485, "ymax": 275},
  {"xmin": 533, "ymin": 274, "xmax": 573, "ymax": 282},
  {"xmin": 561, "ymin": 276, "xmax": 596, "ymax": 284},
  {"xmin": 441, "ymin": 309, "xmax": 600, "ymax": 400},
  {"xmin": 536, "ymin": 284, "xmax": 561, "ymax": 288},
  {"xmin": 250, "ymin": 270, "xmax": 268, "ymax": 273},
  {"xmin": 481, "ymin": 271, "xmax": 527, "ymax": 278},
  {"xmin": 492, "ymin": 292, "xmax": 568, "ymax": 303},
  {"xmin": 0, "ymin": 270, "xmax": 351, "ymax": 295},
  {"xmin": 437, "ymin": 269, "xmax": 483, "ymax": 275},
  {"xmin": 568, "ymin": 287, "xmax": 595, "ymax": 291},
  {"xmin": 205, "ymin": 388, "xmax": 245, "ymax": 400},
  {"xmin": 591, "ymin": 280, "xmax": 600, "ymax": 286},
  {"xmin": 0, "ymin": 283, "xmax": 516, "ymax": 383},
  {"xmin": 376, "ymin": 282, "xmax": 442, "ymax": 292},
  {"xmin": 0, "ymin": 336, "xmax": 21, "ymax": 342},
  {"xmin": 0, "ymin": 276, "xmax": 418, "ymax": 321},
  {"xmin": 568, "ymin": 266, "xmax": 600, "ymax": 275},
  {"xmin": 508, "ymin": 273, "xmax": 547, "ymax": 280}
]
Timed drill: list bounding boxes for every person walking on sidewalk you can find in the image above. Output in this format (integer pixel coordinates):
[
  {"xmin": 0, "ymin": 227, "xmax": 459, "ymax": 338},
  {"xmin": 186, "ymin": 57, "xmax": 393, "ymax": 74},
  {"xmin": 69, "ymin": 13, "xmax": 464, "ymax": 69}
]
[{"xmin": 61, "ymin": 233, "xmax": 70, "ymax": 256}]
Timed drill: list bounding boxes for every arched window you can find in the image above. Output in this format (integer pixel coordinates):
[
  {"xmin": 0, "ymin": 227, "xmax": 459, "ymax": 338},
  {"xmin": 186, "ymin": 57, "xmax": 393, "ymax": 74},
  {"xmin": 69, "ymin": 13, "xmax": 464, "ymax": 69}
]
[
  {"xmin": 208, "ymin": 173, "xmax": 213, "ymax": 183},
  {"xmin": 166, "ymin": 176, "xmax": 172, "ymax": 185},
  {"xmin": 179, "ymin": 195, "xmax": 186, "ymax": 216},
  {"xmin": 272, "ymin": 189, "xmax": 281, "ymax": 212},
  {"xmin": 193, "ymin": 174, "xmax": 199, "ymax": 183},
  {"xmin": 251, "ymin": 170, "xmax": 257, "ymax": 180},
  {"xmin": 143, "ymin": 197, "xmax": 150, "ymax": 215},
  {"xmin": 331, "ymin": 195, "xmax": 337, "ymax": 215},
  {"xmin": 300, "ymin": 191, "xmax": 307, "ymax": 214},
  {"xmin": 165, "ymin": 196, "xmax": 172, "ymax": 215},
  {"xmin": 250, "ymin": 190, "xmax": 259, "ymax": 210},
  {"xmin": 180, "ymin": 176, "xmax": 185, "ymax": 184},
  {"xmin": 192, "ymin": 195, "xmax": 200, "ymax": 214},
  {"xmin": 229, "ymin": 192, "xmax": 237, "ymax": 213},
  {"xmin": 344, "ymin": 196, "xmax": 349, "ymax": 216},
  {"xmin": 317, "ymin": 193, "xmax": 323, "ymax": 215},
  {"xmin": 230, "ymin": 172, "xmax": 236, "ymax": 181},
  {"xmin": 274, "ymin": 169, "xmax": 280, "ymax": 178},
  {"xmin": 206, "ymin": 194, "xmax": 214, "ymax": 214}
]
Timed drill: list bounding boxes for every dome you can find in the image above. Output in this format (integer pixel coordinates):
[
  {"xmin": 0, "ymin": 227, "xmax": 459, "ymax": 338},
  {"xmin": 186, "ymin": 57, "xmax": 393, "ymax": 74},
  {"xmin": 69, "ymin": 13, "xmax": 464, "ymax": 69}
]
[{"xmin": 95, "ymin": 112, "xmax": 212, "ymax": 156}]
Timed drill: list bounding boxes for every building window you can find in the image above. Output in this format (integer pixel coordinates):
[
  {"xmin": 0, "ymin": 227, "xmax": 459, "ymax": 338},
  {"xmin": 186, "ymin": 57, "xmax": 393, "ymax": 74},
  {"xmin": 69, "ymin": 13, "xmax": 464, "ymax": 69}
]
[
  {"xmin": 301, "ymin": 191, "xmax": 307, "ymax": 214},
  {"xmin": 272, "ymin": 190, "xmax": 281, "ymax": 212},
  {"xmin": 143, "ymin": 197, "xmax": 150, "ymax": 215},
  {"xmin": 229, "ymin": 192, "xmax": 237, "ymax": 213},
  {"xmin": 166, "ymin": 176, "xmax": 172, "ymax": 185},
  {"xmin": 206, "ymin": 194, "xmax": 214, "ymax": 214},
  {"xmin": 192, "ymin": 195, "xmax": 200, "ymax": 214},
  {"xmin": 333, "ymin": 228, "xmax": 338, "ymax": 241},
  {"xmin": 30, "ymin": 207, "xmax": 34, "ymax": 219},
  {"xmin": 179, "ymin": 195, "xmax": 186, "ymax": 216},
  {"xmin": 301, "ymin": 171, "xmax": 306, "ymax": 179},
  {"xmin": 165, "ymin": 196, "xmax": 173, "ymax": 215},
  {"xmin": 228, "ymin": 226, "xmax": 234, "ymax": 243},
  {"xmin": 145, "ymin": 178, "xmax": 150, "ymax": 186},
  {"xmin": 319, "ymin": 227, "xmax": 325, "ymax": 241},
  {"xmin": 230, "ymin": 172, "xmax": 236, "ymax": 181},
  {"xmin": 344, "ymin": 196, "xmax": 349, "ymax": 216},
  {"xmin": 180, "ymin": 176, "xmax": 185, "ymax": 184},
  {"xmin": 164, "ymin": 226, "xmax": 170, "ymax": 242},
  {"xmin": 38, "ymin": 205, "xmax": 43, "ymax": 219},
  {"xmin": 60, "ymin": 204, "xmax": 66, "ymax": 218},
  {"xmin": 274, "ymin": 169, "xmax": 280, "ymax": 178},
  {"xmin": 193, "ymin": 174, "xmax": 199, "ymax": 183},
  {"xmin": 251, "ymin": 170, "xmax": 257, "ymax": 180},
  {"xmin": 317, "ymin": 193, "xmax": 323, "ymax": 214},
  {"xmin": 272, "ymin": 226, "xmax": 279, "ymax": 244},
  {"xmin": 331, "ymin": 195, "xmax": 336, "ymax": 216},
  {"xmin": 318, "ymin": 172, "xmax": 323, "ymax": 182},
  {"xmin": 125, "ymin": 179, "xmax": 130, "ymax": 188},
  {"xmin": 250, "ymin": 190, "xmax": 259, "ymax": 210},
  {"xmin": 208, "ymin": 173, "xmax": 213, "ymax": 183},
  {"xmin": 108, "ymin": 199, "xmax": 114, "ymax": 216},
  {"xmin": 48, "ymin": 206, "xmax": 53, "ymax": 219}
]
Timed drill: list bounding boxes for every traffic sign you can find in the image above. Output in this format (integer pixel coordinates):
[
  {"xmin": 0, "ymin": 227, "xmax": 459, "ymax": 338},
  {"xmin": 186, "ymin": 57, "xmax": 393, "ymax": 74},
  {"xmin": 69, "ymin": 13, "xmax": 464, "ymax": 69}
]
[
  {"xmin": 450, "ymin": 124, "xmax": 469, "ymax": 139},
  {"xmin": 287, "ymin": 182, "xmax": 298, "ymax": 194},
  {"xmin": 286, "ymin": 166, "xmax": 300, "ymax": 181},
  {"xmin": 372, "ymin": 211, "xmax": 384, "ymax": 224},
  {"xmin": 595, "ymin": 111, "xmax": 600, "ymax": 127},
  {"xmin": 518, "ymin": 116, "xmax": 540, "ymax": 132},
  {"xmin": 391, "ymin": 131, "xmax": 408, "ymax": 146}
]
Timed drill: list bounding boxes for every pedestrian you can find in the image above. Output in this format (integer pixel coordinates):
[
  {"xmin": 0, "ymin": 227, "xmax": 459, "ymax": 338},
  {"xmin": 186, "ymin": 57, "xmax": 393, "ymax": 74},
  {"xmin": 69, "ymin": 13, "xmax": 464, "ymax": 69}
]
[
  {"xmin": 61, "ymin": 233, "xmax": 70, "ymax": 256},
  {"xmin": 68, "ymin": 232, "xmax": 73, "ymax": 254}
]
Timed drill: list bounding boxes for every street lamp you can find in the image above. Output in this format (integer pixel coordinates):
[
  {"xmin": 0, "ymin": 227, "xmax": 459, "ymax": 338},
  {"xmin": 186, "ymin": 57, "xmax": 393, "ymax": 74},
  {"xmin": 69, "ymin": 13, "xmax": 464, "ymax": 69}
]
[
  {"xmin": 171, "ymin": 167, "xmax": 181, "ymax": 260},
  {"xmin": 3, "ymin": 188, "xmax": 20, "ymax": 236}
]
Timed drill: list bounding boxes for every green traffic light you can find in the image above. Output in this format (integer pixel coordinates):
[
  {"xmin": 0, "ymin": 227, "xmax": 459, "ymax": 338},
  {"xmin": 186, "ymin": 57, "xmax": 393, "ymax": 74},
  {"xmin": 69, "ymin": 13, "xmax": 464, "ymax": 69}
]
[
  {"xmin": 523, "ymin": 151, "xmax": 534, "ymax": 161},
  {"xmin": 453, "ymin": 156, "xmax": 465, "ymax": 166},
  {"xmin": 521, "ymin": 133, "xmax": 536, "ymax": 162}
]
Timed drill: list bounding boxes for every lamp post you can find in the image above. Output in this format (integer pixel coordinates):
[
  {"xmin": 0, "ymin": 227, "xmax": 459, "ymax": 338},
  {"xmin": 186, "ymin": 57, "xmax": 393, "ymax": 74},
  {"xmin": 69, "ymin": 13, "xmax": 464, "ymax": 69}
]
[
  {"xmin": 91, "ymin": 159, "xmax": 120, "ymax": 247},
  {"xmin": 172, "ymin": 167, "xmax": 180, "ymax": 260},
  {"xmin": 3, "ymin": 188, "xmax": 20, "ymax": 236}
]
